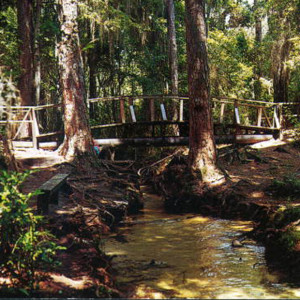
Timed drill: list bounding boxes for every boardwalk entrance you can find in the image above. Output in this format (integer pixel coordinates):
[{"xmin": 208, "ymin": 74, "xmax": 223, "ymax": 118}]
[{"xmin": 0, "ymin": 96, "xmax": 299, "ymax": 150}]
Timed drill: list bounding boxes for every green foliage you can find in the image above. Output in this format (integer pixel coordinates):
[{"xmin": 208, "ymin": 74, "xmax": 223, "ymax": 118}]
[
  {"xmin": 278, "ymin": 229, "xmax": 300, "ymax": 252},
  {"xmin": 270, "ymin": 174, "xmax": 300, "ymax": 198},
  {"xmin": 208, "ymin": 29, "xmax": 254, "ymax": 97},
  {"xmin": 0, "ymin": 0, "xmax": 299, "ymax": 106},
  {"xmin": 0, "ymin": 6, "xmax": 19, "ymax": 75},
  {"xmin": 273, "ymin": 207, "xmax": 300, "ymax": 252},
  {"xmin": 0, "ymin": 170, "xmax": 64, "ymax": 292}
]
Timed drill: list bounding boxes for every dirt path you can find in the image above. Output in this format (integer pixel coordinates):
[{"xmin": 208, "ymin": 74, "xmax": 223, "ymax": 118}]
[{"xmin": 10, "ymin": 151, "xmax": 142, "ymax": 297}]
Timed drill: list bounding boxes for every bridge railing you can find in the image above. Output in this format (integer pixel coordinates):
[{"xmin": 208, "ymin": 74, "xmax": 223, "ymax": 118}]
[
  {"xmin": 211, "ymin": 97, "xmax": 282, "ymax": 130},
  {"xmin": 88, "ymin": 95, "xmax": 287, "ymax": 131},
  {"xmin": 0, "ymin": 95, "xmax": 299, "ymax": 149},
  {"xmin": 87, "ymin": 95, "xmax": 189, "ymax": 127},
  {"xmin": 0, "ymin": 103, "xmax": 63, "ymax": 148}
]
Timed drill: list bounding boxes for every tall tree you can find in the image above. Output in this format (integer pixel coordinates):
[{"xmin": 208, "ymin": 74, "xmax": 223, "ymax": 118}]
[
  {"xmin": 57, "ymin": 0, "xmax": 93, "ymax": 160},
  {"xmin": 166, "ymin": 0, "xmax": 180, "ymax": 134},
  {"xmin": 166, "ymin": 0, "xmax": 179, "ymax": 96},
  {"xmin": 16, "ymin": 0, "xmax": 34, "ymax": 106},
  {"xmin": 185, "ymin": 0, "xmax": 223, "ymax": 183},
  {"xmin": 253, "ymin": 0, "xmax": 263, "ymax": 100},
  {"xmin": 33, "ymin": 0, "xmax": 42, "ymax": 105},
  {"xmin": 271, "ymin": 31, "xmax": 291, "ymax": 103}
]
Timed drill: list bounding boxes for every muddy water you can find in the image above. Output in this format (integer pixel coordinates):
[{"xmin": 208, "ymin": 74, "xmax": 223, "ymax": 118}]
[{"xmin": 105, "ymin": 191, "xmax": 300, "ymax": 299}]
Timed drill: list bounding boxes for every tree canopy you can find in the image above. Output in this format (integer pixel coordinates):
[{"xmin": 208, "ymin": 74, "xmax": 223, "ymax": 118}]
[{"xmin": 0, "ymin": 0, "xmax": 298, "ymax": 103}]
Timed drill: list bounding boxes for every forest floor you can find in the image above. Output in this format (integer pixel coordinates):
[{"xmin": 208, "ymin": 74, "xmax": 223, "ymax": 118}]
[
  {"xmin": 3, "ymin": 131, "xmax": 300, "ymax": 297},
  {"xmin": 218, "ymin": 133, "xmax": 300, "ymax": 209}
]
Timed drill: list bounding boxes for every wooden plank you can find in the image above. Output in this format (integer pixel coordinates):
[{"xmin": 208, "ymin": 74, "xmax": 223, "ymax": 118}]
[
  {"xmin": 129, "ymin": 105, "xmax": 136, "ymax": 122},
  {"xmin": 160, "ymin": 103, "xmax": 167, "ymax": 121},
  {"xmin": 0, "ymin": 103, "xmax": 62, "ymax": 110},
  {"xmin": 236, "ymin": 134, "xmax": 273, "ymax": 144},
  {"xmin": 273, "ymin": 106, "xmax": 280, "ymax": 129},
  {"xmin": 94, "ymin": 136, "xmax": 236, "ymax": 147},
  {"xmin": 37, "ymin": 131, "xmax": 62, "ymax": 138},
  {"xmin": 214, "ymin": 96, "xmax": 280, "ymax": 106},
  {"xmin": 219, "ymin": 103, "xmax": 225, "ymax": 123},
  {"xmin": 39, "ymin": 173, "xmax": 70, "ymax": 191},
  {"xmin": 234, "ymin": 101, "xmax": 240, "ymax": 124},
  {"xmin": 31, "ymin": 109, "xmax": 40, "ymax": 149},
  {"xmin": 88, "ymin": 95, "xmax": 189, "ymax": 103},
  {"xmin": 179, "ymin": 99, "xmax": 184, "ymax": 121},
  {"xmin": 257, "ymin": 107, "xmax": 262, "ymax": 127},
  {"xmin": 120, "ymin": 99, "xmax": 125, "ymax": 123},
  {"xmin": 0, "ymin": 120, "xmax": 32, "ymax": 124},
  {"xmin": 91, "ymin": 120, "xmax": 187, "ymax": 129},
  {"xmin": 233, "ymin": 124, "xmax": 279, "ymax": 132},
  {"xmin": 94, "ymin": 135, "xmax": 274, "ymax": 146},
  {"xmin": 37, "ymin": 173, "xmax": 70, "ymax": 215},
  {"xmin": 149, "ymin": 98, "xmax": 155, "ymax": 122},
  {"xmin": 12, "ymin": 141, "xmax": 58, "ymax": 149},
  {"xmin": 262, "ymin": 108, "xmax": 272, "ymax": 127},
  {"xmin": 29, "ymin": 110, "xmax": 38, "ymax": 149}
]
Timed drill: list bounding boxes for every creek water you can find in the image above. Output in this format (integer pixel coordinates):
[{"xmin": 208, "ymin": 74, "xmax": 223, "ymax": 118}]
[{"xmin": 105, "ymin": 190, "xmax": 300, "ymax": 299}]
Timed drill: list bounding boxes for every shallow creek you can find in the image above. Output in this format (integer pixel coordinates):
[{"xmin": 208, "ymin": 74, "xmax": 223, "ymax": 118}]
[{"xmin": 105, "ymin": 190, "xmax": 300, "ymax": 299}]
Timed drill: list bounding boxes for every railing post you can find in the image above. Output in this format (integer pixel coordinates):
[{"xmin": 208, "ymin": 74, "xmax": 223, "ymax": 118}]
[
  {"xmin": 149, "ymin": 98, "xmax": 155, "ymax": 122},
  {"xmin": 179, "ymin": 98, "xmax": 184, "ymax": 121},
  {"xmin": 120, "ymin": 98, "xmax": 125, "ymax": 123},
  {"xmin": 234, "ymin": 100, "xmax": 240, "ymax": 125},
  {"xmin": 279, "ymin": 104, "xmax": 283, "ymax": 140},
  {"xmin": 160, "ymin": 103, "xmax": 167, "ymax": 121},
  {"xmin": 31, "ymin": 108, "xmax": 39, "ymax": 149},
  {"xmin": 273, "ymin": 105, "xmax": 280, "ymax": 129},
  {"xmin": 129, "ymin": 97, "xmax": 136, "ymax": 123},
  {"xmin": 257, "ymin": 107, "xmax": 262, "ymax": 127},
  {"xmin": 219, "ymin": 102, "xmax": 225, "ymax": 123}
]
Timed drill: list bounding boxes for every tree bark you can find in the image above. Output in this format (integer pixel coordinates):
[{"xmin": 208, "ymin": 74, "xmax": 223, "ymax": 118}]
[
  {"xmin": 166, "ymin": 0, "xmax": 179, "ymax": 96},
  {"xmin": 58, "ymin": 0, "xmax": 94, "ymax": 160},
  {"xmin": 33, "ymin": 0, "xmax": 42, "ymax": 105},
  {"xmin": 16, "ymin": 0, "xmax": 34, "ymax": 106},
  {"xmin": 87, "ymin": 21, "xmax": 98, "ymax": 99},
  {"xmin": 185, "ymin": 0, "xmax": 222, "ymax": 183},
  {"xmin": 272, "ymin": 34, "xmax": 291, "ymax": 103},
  {"xmin": 253, "ymin": 0, "xmax": 262, "ymax": 100},
  {"xmin": 166, "ymin": 0, "xmax": 180, "ymax": 135}
]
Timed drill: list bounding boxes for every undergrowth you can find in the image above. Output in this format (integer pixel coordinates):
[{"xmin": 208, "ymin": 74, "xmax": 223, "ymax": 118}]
[
  {"xmin": 0, "ymin": 170, "xmax": 64, "ymax": 296},
  {"xmin": 269, "ymin": 174, "xmax": 300, "ymax": 199}
]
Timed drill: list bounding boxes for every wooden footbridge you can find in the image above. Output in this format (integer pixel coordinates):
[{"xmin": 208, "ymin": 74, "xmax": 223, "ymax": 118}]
[{"xmin": 0, "ymin": 95, "xmax": 299, "ymax": 150}]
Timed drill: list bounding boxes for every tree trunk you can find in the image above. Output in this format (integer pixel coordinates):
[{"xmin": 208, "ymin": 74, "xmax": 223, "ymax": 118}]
[
  {"xmin": 253, "ymin": 0, "xmax": 262, "ymax": 100},
  {"xmin": 16, "ymin": 0, "xmax": 34, "ymax": 106},
  {"xmin": 166, "ymin": 0, "xmax": 179, "ymax": 136},
  {"xmin": 272, "ymin": 34, "xmax": 291, "ymax": 103},
  {"xmin": 185, "ymin": 0, "xmax": 222, "ymax": 183},
  {"xmin": 57, "ymin": 0, "xmax": 94, "ymax": 160},
  {"xmin": 87, "ymin": 21, "xmax": 98, "ymax": 99},
  {"xmin": 34, "ymin": 0, "xmax": 42, "ymax": 105},
  {"xmin": 166, "ymin": 0, "xmax": 179, "ymax": 96}
]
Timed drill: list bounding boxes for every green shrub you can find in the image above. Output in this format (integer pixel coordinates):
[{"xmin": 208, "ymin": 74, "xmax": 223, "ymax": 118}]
[
  {"xmin": 270, "ymin": 174, "xmax": 300, "ymax": 198},
  {"xmin": 0, "ymin": 170, "xmax": 64, "ymax": 293},
  {"xmin": 278, "ymin": 229, "xmax": 300, "ymax": 252}
]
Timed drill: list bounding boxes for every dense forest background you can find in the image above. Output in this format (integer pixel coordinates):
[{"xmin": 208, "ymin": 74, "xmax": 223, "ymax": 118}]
[{"xmin": 0, "ymin": 0, "xmax": 299, "ymax": 107}]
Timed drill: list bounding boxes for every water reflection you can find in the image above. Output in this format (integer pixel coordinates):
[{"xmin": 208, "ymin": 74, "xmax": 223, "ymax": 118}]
[{"xmin": 105, "ymin": 192, "xmax": 300, "ymax": 299}]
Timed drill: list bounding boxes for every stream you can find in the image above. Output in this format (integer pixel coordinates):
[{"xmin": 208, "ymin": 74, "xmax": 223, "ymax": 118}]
[{"xmin": 105, "ymin": 189, "xmax": 300, "ymax": 299}]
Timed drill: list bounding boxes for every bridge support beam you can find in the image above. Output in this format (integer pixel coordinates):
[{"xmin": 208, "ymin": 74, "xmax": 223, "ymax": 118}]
[
  {"xmin": 94, "ymin": 136, "xmax": 236, "ymax": 147},
  {"xmin": 94, "ymin": 134, "xmax": 274, "ymax": 147}
]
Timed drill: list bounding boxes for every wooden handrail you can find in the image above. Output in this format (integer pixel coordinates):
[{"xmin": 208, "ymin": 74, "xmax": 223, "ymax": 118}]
[{"xmin": 0, "ymin": 103, "xmax": 62, "ymax": 110}]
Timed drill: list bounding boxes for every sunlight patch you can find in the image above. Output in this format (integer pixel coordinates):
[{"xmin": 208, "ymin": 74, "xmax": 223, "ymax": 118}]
[{"xmin": 50, "ymin": 274, "xmax": 93, "ymax": 289}]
